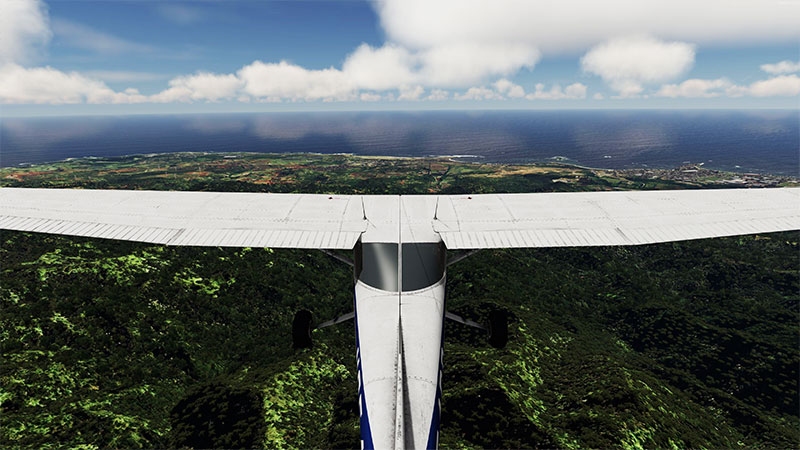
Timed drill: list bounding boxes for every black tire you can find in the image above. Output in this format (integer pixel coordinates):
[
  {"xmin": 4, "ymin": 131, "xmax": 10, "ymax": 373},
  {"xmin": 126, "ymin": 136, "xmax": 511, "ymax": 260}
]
[
  {"xmin": 487, "ymin": 310, "xmax": 508, "ymax": 349},
  {"xmin": 292, "ymin": 310, "xmax": 313, "ymax": 349}
]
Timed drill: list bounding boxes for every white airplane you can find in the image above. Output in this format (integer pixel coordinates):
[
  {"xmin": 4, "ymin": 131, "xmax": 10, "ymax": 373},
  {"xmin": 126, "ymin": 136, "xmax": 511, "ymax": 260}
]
[{"xmin": 1, "ymin": 186, "xmax": 798, "ymax": 449}]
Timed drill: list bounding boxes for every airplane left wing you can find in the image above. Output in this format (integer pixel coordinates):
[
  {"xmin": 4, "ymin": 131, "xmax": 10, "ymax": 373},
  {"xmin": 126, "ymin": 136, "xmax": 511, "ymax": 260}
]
[{"xmin": 0, "ymin": 188, "xmax": 366, "ymax": 249}]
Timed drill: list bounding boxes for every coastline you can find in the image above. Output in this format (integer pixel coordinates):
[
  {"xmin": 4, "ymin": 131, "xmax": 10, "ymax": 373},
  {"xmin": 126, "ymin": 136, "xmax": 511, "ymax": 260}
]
[{"xmin": 2, "ymin": 151, "xmax": 797, "ymax": 190}]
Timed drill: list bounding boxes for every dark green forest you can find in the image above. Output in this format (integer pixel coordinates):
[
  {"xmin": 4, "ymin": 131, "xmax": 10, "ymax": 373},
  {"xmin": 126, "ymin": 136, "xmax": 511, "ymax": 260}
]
[{"xmin": 1, "ymin": 154, "xmax": 798, "ymax": 449}]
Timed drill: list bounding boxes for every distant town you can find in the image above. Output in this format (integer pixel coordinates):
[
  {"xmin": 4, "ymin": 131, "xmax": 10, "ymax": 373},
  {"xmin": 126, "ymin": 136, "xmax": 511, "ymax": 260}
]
[{"xmin": 606, "ymin": 164, "xmax": 798, "ymax": 188}]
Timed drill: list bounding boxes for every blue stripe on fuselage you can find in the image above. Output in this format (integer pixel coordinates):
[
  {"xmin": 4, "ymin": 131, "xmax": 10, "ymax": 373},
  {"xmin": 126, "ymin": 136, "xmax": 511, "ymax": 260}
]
[
  {"xmin": 355, "ymin": 299, "xmax": 375, "ymax": 450},
  {"xmin": 425, "ymin": 291, "xmax": 446, "ymax": 450}
]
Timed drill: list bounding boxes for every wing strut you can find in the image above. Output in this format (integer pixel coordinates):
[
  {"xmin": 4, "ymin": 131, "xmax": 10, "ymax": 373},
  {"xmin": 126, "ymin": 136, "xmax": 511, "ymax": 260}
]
[
  {"xmin": 447, "ymin": 249, "xmax": 481, "ymax": 267},
  {"xmin": 319, "ymin": 249, "xmax": 354, "ymax": 267},
  {"xmin": 315, "ymin": 312, "xmax": 355, "ymax": 329},
  {"xmin": 444, "ymin": 311, "xmax": 486, "ymax": 331}
]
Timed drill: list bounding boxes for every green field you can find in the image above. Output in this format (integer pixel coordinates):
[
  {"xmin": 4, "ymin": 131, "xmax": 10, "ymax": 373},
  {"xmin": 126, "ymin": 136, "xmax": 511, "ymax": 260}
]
[{"xmin": 1, "ymin": 153, "xmax": 798, "ymax": 449}]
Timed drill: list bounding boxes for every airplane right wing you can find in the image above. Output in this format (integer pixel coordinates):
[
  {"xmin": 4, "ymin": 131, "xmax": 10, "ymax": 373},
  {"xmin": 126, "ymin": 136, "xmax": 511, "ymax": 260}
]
[{"xmin": 432, "ymin": 188, "xmax": 800, "ymax": 249}]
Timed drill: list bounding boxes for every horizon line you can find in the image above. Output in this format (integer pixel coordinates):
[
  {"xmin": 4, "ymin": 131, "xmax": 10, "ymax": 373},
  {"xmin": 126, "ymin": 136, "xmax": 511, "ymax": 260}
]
[{"xmin": 3, "ymin": 106, "xmax": 798, "ymax": 119}]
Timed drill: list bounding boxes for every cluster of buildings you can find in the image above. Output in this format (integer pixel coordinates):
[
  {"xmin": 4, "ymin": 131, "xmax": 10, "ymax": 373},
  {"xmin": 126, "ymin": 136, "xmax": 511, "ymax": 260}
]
[{"xmin": 611, "ymin": 165, "xmax": 797, "ymax": 188}]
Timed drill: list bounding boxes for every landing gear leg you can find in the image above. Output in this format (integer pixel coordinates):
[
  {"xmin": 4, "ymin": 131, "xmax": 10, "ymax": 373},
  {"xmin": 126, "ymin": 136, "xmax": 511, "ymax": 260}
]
[{"xmin": 444, "ymin": 309, "xmax": 509, "ymax": 348}]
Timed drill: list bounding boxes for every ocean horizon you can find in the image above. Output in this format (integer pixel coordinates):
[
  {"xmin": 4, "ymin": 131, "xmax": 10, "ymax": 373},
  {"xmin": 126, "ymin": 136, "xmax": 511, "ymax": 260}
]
[{"xmin": 1, "ymin": 109, "xmax": 798, "ymax": 175}]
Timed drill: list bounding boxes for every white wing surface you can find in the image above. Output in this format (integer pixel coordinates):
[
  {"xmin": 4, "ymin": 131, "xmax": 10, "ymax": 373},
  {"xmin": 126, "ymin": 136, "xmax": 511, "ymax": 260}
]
[
  {"xmin": 433, "ymin": 188, "xmax": 800, "ymax": 249},
  {"xmin": 1, "ymin": 187, "xmax": 798, "ymax": 249},
  {"xmin": 0, "ymin": 188, "xmax": 366, "ymax": 249}
]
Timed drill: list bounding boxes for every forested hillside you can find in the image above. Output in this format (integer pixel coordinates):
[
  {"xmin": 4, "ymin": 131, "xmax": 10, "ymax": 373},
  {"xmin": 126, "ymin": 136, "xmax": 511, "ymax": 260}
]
[{"xmin": 1, "ymin": 154, "xmax": 797, "ymax": 449}]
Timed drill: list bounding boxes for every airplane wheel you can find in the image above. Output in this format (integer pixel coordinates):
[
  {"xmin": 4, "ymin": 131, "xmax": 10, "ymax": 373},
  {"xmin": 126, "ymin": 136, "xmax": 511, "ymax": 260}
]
[
  {"xmin": 487, "ymin": 310, "xmax": 508, "ymax": 349},
  {"xmin": 292, "ymin": 310, "xmax": 313, "ymax": 349}
]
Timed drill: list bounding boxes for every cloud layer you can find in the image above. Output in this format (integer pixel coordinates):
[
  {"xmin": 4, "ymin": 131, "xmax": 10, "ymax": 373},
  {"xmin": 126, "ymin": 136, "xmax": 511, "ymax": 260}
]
[
  {"xmin": 376, "ymin": 0, "xmax": 800, "ymax": 54},
  {"xmin": 0, "ymin": 0, "xmax": 50, "ymax": 64},
  {"xmin": 581, "ymin": 36, "xmax": 695, "ymax": 97},
  {"xmin": 760, "ymin": 60, "xmax": 800, "ymax": 75},
  {"xmin": 656, "ymin": 75, "xmax": 800, "ymax": 98},
  {"xmin": 0, "ymin": 64, "xmax": 147, "ymax": 104},
  {"xmin": 1, "ymin": 0, "xmax": 799, "ymax": 105}
]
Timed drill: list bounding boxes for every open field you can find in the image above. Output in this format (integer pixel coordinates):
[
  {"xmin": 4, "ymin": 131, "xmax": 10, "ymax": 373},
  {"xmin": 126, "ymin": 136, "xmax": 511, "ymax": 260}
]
[{"xmin": 2, "ymin": 152, "xmax": 797, "ymax": 193}]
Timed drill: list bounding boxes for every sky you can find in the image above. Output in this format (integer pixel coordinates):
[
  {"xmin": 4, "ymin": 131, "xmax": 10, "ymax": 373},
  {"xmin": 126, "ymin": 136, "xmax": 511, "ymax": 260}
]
[{"xmin": 0, "ymin": 0, "xmax": 799, "ymax": 116}]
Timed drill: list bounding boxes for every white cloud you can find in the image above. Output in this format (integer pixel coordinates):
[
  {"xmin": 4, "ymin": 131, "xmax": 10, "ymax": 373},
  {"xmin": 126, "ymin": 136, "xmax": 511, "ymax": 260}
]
[
  {"xmin": 151, "ymin": 72, "xmax": 241, "ymax": 102},
  {"xmin": 397, "ymin": 85, "xmax": 425, "ymax": 101},
  {"xmin": 656, "ymin": 75, "xmax": 800, "ymax": 98},
  {"xmin": 748, "ymin": 75, "xmax": 800, "ymax": 97},
  {"xmin": 238, "ymin": 60, "xmax": 354, "ymax": 101},
  {"xmin": 426, "ymin": 89, "xmax": 449, "ymax": 101},
  {"xmin": 526, "ymin": 83, "xmax": 587, "ymax": 100},
  {"xmin": 0, "ymin": 63, "xmax": 146, "ymax": 104},
  {"xmin": 723, "ymin": 85, "xmax": 749, "ymax": 98},
  {"xmin": 342, "ymin": 43, "xmax": 417, "ymax": 90},
  {"xmin": 0, "ymin": 0, "xmax": 50, "ymax": 64},
  {"xmin": 493, "ymin": 79, "xmax": 526, "ymax": 98},
  {"xmin": 419, "ymin": 42, "xmax": 539, "ymax": 86},
  {"xmin": 376, "ymin": 0, "xmax": 800, "ymax": 54},
  {"xmin": 359, "ymin": 92, "xmax": 382, "ymax": 102},
  {"xmin": 656, "ymin": 78, "xmax": 733, "ymax": 98},
  {"xmin": 342, "ymin": 42, "xmax": 539, "ymax": 89},
  {"xmin": 0, "ymin": 65, "xmax": 238, "ymax": 105},
  {"xmin": 51, "ymin": 19, "xmax": 153, "ymax": 54},
  {"xmin": 254, "ymin": 96, "xmax": 283, "ymax": 104},
  {"xmin": 564, "ymin": 83, "xmax": 588, "ymax": 99},
  {"xmin": 581, "ymin": 36, "xmax": 695, "ymax": 97},
  {"xmin": 760, "ymin": 60, "xmax": 800, "ymax": 75},
  {"xmin": 455, "ymin": 87, "xmax": 503, "ymax": 101},
  {"xmin": 609, "ymin": 81, "xmax": 645, "ymax": 98}
]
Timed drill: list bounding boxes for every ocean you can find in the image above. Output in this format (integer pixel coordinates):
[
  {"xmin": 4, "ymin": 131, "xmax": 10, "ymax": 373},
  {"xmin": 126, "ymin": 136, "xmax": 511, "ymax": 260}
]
[{"xmin": 1, "ymin": 110, "xmax": 798, "ymax": 175}]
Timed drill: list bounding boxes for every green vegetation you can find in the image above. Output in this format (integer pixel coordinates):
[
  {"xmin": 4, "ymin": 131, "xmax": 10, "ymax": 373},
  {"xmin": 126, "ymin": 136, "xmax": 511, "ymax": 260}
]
[
  {"xmin": 1, "ymin": 153, "xmax": 798, "ymax": 449},
  {"xmin": 7, "ymin": 152, "xmax": 785, "ymax": 194}
]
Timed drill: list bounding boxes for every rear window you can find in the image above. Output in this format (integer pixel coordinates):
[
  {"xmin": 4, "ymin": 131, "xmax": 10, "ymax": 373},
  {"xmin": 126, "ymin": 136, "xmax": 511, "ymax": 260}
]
[{"xmin": 355, "ymin": 242, "xmax": 445, "ymax": 292}]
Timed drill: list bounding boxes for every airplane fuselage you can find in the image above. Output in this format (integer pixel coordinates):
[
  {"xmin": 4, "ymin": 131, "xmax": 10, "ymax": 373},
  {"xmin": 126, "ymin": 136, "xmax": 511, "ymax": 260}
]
[{"xmin": 353, "ymin": 241, "xmax": 447, "ymax": 449}]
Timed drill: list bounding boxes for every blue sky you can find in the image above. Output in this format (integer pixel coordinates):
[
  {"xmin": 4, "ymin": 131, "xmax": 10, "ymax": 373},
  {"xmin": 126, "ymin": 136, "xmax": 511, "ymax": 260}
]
[{"xmin": 1, "ymin": 0, "xmax": 798, "ymax": 116}]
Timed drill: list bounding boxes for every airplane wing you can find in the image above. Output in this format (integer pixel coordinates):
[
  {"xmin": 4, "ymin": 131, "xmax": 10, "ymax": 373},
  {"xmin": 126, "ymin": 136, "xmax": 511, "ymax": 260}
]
[
  {"xmin": 433, "ymin": 188, "xmax": 800, "ymax": 249},
  {"xmin": 0, "ymin": 188, "xmax": 366, "ymax": 249},
  {"xmin": 1, "ymin": 187, "xmax": 798, "ymax": 249}
]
